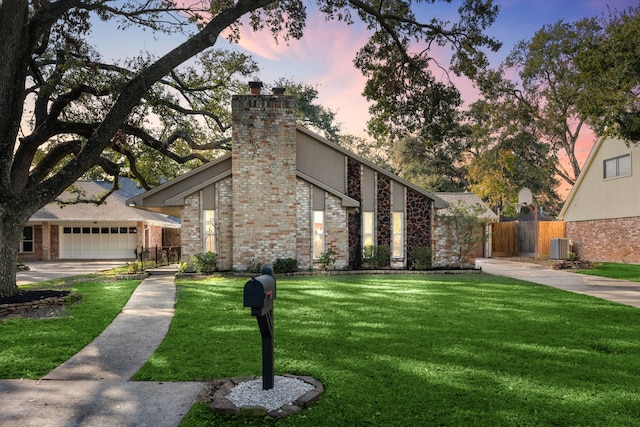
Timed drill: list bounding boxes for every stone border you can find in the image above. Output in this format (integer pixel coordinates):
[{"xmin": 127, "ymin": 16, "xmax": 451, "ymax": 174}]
[
  {"xmin": 0, "ymin": 293, "xmax": 74, "ymax": 319},
  {"xmin": 114, "ymin": 271, "xmax": 149, "ymax": 280},
  {"xmin": 178, "ymin": 268, "xmax": 482, "ymax": 279},
  {"xmin": 207, "ymin": 374, "xmax": 324, "ymax": 418}
]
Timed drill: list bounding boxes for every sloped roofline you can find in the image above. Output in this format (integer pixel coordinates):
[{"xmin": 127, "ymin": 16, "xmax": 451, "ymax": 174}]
[
  {"xmin": 557, "ymin": 135, "xmax": 606, "ymax": 220},
  {"xmin": 128, "ymin": 127, "xmax": 449, "ymax": 210},
  {"xmin": 126, "ymin": 153, "xmax": 232, "ymax": 208},
  {"xmin": 296, "ymin": 125, "xmax": 448, "ymax": 209}
]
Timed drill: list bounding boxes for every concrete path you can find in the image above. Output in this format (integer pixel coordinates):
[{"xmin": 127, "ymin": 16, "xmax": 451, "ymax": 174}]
[
  {"xmin": 477, "ymin": 258, "xmax": 640, "ymax": 308},
  {"xmin": 0, "ymin": 267, "xmax": 207, "ymax": 427}
]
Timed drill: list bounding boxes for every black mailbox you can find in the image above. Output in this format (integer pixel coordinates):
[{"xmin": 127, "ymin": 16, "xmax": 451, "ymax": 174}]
[
  {"xmin": 243, "ymin": 268, "xmax": 277, "ymax": 390},
  {"xmin": 244, "ymin": 274, "xmax": 276, "ymax": 317}
]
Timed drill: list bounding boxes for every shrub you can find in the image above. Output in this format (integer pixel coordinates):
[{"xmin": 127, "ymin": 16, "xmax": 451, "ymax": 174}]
[
  {"xmin": 318, "ymin": 249, "xmax": 337, "ymax": 270},
  {"xmin": 411, "ymin": 246, "xmax": 432, "ymax": 270},
  {"xmin": 363, "ymin": 244, "xmax": 390, "ymax": 269},
  {"xmin": 190, "ymin": 251, "xmax": 217, "ymax": 273},
  {"xmin": 273, "ymin": 258, "xmax": 298, "ymax": 274}
]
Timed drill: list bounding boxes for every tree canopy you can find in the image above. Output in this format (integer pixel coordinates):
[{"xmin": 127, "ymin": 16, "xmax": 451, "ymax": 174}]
[{"xmin": 0, "ymin": 0, "xmax": 500, "ymax": 296}]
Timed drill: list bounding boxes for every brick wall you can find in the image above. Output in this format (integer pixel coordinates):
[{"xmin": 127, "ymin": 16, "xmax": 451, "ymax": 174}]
[
  {"xmin": 567, "ymin": 217, "xmax": 640, "ymax": 264},
  {"xmin": 216, "ymin": 177, "xmax": 234, "ymax": 270},
  {"xmin": 231, "ymin": 94, "xmax": 298, "ymax": 270},
  {"xmin": 323, "ymin": 192, "xmax": 348, "ymax": 269},
  {"xmin": 181, "ymin": 193, "xmax": 202, "ymax": 261},
  {"xmin": 432, "ymin": 216, "xmax": 478, "ymax": 268},
  {"xmin": 296, "ymin": 180, "xmax": 312, "ymax": 269}
]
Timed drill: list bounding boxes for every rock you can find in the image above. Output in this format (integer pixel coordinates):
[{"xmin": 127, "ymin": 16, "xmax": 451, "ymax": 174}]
[{"xmin": 239, "ymin": 405, "xmax": 268, "ymax": 417}]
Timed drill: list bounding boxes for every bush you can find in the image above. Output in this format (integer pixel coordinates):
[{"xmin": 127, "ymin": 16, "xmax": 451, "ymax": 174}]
[
  {"xmin": 273, "ymin": 258, "xmax": 298, "ymax": 274},
  {"xmin": 363, "ymin": 244, "xmax": 390, "ymax": 269},
  {"xmin": 190, "ymin": 251, "xmax": 217, "ymax": 273},
  {"xmin": 411, "ymin": 246, "xmax": 432, "ymax": 270},
  {"xmin": 318, "ymin": 249, "xmax": 337, "ymax": 270}
]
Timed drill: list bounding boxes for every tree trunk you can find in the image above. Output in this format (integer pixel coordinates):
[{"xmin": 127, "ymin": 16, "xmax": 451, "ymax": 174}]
[{"xmin": 0, "ymin": 209, "xmax": 24, "ymax": 297}]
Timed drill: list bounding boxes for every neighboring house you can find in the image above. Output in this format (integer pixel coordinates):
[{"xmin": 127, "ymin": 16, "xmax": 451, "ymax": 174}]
[
  {"xmin": 558, "ymin": 136, "xmax": 640, "ymax": 263},
  {"xmin": 128, "ymin": 87, "xmax": 454, "ymax": 271},
  {"xmin": 435, "ymin": 192, "xmax": 499, "ymax": 263},
  {"xmin": 21, "ymin": 179, "xmax": 180, "ymax": 261}
]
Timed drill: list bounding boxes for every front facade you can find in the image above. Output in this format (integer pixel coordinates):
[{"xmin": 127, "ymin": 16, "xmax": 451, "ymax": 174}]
[
  {"xmin": 21, "ymin": 180, "xmax": 181, "ymax": 261},
  {"xmin": 558, "ymin": 136, "xmax": 640, "ymax": 263},
  {"xmin": 129, "ymin": 89, "xmax": 451, "ymax": 271}
]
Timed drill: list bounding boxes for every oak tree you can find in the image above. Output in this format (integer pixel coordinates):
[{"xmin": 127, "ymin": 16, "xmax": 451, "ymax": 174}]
[{"xmin": 0, "ymin": 0, "xmax": 499, "ymax": 296}]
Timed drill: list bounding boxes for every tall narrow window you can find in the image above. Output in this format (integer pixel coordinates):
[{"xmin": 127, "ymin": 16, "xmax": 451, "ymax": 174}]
[
  {"xmin": 204, "ymin": 210, "xmax": 216, "ymax": 253},
  {"xmin": 392, "ymin": 212, "xmax": 404, "ymax": 258},
  {"xmin": 21, "ymin": 226, "xmax": 34, "ymax": 253},
  {"xmin": 313, "ymin": 211, "xmax": 324, "ymax": 259},
  {"xmin": 604, "ymin": 154, "xmax": 631, "ymax": 179},
  {"xmin": 362, "ymin": 211, "xmax": 374, "ymax": 251}
]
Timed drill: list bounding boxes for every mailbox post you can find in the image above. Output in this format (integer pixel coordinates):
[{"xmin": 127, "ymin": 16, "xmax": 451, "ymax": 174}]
[{"xmin": 243, "ymin": 268, "xmax": 276, "ymax": 390}]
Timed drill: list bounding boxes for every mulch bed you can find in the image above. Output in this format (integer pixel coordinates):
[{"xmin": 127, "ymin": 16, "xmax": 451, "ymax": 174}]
[{"xmin": 0, "ymin": 290, "xmax": 71, "ymax": 305}]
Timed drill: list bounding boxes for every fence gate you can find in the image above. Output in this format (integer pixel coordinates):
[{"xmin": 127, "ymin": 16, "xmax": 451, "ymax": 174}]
[{"xmin": 492, "ymin": 221, "xmax": 565, "ymax": 258}]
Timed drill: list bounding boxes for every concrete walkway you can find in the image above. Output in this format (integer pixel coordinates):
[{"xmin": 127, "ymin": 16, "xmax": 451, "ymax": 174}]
[
  {"xmin": 477, "ymin": 258, "xmax": 640, "ymax": 308},
  {"xmin": 0, "ymin": 267, "xmax": 206, "ymax": 427}
]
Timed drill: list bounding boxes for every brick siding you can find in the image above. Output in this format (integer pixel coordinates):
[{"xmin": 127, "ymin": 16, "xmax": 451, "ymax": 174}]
[
  {"xmin": 231, "ymin": 94, "xmax": 298, "ymax": 270},
  {"xmin": 567, "ymin": 217, "xmax": 640, "ymax": 264}
]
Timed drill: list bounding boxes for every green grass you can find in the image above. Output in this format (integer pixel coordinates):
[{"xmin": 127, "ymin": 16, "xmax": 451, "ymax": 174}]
[
  {"xmin": 134, "ymin": 274, "xmax": 640, "ymax": 426},
  {"xmin": 0, "ymin": 278, "xmax": 139, "ymax": 379},
  {"xmin": 577, "ymin": 262, "xmax": 640, "ymax": 282}
]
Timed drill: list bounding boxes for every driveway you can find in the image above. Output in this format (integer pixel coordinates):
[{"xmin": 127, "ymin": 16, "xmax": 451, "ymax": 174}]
[
  {"xmin": 17, "ymin": 260, "xmax": 127, "ymax": 285},
  {"xmin": 477, "ymin": 258, "xmax": 640, "ymax": 309}
]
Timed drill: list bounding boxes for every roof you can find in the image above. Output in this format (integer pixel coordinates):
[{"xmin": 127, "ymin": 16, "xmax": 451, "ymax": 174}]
[
  {"xmin": 296, "ymin": 126, "xmax": 449, "ymax": 209},
  {"xmin": 435, "ymin": 192, "xmax": 498, "ymax": 221},
  {"xmin": 128, "ymin": 126, "xmax": 449, "ymax": 212},
  {"xmin": 30, "ymin": 179, "xmax": 180, "ymax": 227}
]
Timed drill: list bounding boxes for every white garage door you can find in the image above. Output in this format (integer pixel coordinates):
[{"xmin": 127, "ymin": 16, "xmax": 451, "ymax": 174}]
[{"xmin": 59, "ymin": 223, "xmax": 138, "ymax": 259}]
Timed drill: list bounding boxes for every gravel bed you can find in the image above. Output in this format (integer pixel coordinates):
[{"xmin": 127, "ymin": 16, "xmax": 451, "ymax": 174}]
[{"xmin": 226, "ymin": 376, "xmax": 314, "ymax": 411}]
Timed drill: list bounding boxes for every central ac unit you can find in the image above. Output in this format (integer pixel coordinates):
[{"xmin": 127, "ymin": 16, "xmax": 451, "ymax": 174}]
[{"xmin": 550, "ymin": 238, "xmax": 571, "ymax": 260}]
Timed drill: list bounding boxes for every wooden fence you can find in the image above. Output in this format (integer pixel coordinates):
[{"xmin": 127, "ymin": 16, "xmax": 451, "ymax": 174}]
[{"xmin": 491, "ymin": 221, "xmax": 566, "ymax": 258}]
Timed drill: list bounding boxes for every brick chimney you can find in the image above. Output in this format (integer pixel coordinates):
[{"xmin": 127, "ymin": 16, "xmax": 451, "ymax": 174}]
[{"xmin": 231, "ymin": 84, "xmax": 298, "ymax": 270}]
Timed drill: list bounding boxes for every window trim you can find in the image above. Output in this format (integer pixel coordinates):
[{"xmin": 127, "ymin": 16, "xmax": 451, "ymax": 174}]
[
  {"xmin": 362, "ymin": 211, "xmax": 375, "ymax": 253},
  {"xmin": 204, "ymin": 209, "xmax": 216, "ymax": 253},
  {"xmin": 312, "ymin": 210, "xmax": 325, "ymax": 259},
  {"xmin": 21, "ymin": 226, "xmax": 34, "ymax": 253},
  {"xmin": 603, "ymin": 154, "xmax": 631, "ymax": 179},
  {"xmin": 391, "ymin": 211, "xmax": 405, "ymax": 259}
]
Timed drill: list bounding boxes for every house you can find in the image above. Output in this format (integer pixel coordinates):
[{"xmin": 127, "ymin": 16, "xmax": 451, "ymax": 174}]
[
  {"xmin": 128, "ymin": 86, "xmax": 455, "ymax": 271},
  {"xmin": 20, "ymin": 179, "xmax": 181, "ymax": 261},
  {"xmin": 435, "ymin": 192, "xmax": 499, "ymax": 263},
  {"xmin": 558, "ymin": 136, "xmax": 640, "ymax": 263}
]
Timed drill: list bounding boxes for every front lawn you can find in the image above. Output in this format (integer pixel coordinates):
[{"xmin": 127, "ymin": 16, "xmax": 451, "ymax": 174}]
[
  {"xmin": 135, "ymin": 274, "xmax": 640, "ymax": 426},
  {"xmin": 0, "ymin": 278, "xmax": 139, "ymax": 379},
  {"xmin": 577, "ymin": 262, "xmax": 640, "ymax": 282}
]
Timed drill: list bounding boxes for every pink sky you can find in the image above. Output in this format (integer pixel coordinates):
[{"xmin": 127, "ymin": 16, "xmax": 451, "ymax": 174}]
[
  {"xmin": 90, "ymin": 1, "xmax": 637, "ymax": 196},
  {"xmin": 219, "ymin": 2, "xmax": 634, "ymax": 147}
]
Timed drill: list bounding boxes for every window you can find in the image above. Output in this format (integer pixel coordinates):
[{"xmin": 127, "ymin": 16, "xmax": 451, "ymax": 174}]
[
  {"xmin": 313, "ymin": 211, "xmax": 324, "ymax": 259},
  {"xmin": 21, "ymin": 226, "xmax": 34, "ymax": 253},
  {"xmin": 604, "ymin": 154, "xmax": 631, "ymax": 179},
  {"xmin": 362, "ymin": 211, "xmax": 374, "ymax": 251},
  {"xmin": 204, "ymin": 210, "xmax": 216, "ymax": 252},
  {"xmin": 392, "ymin": 212, "xmax": 404, "ymax": 258}
]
